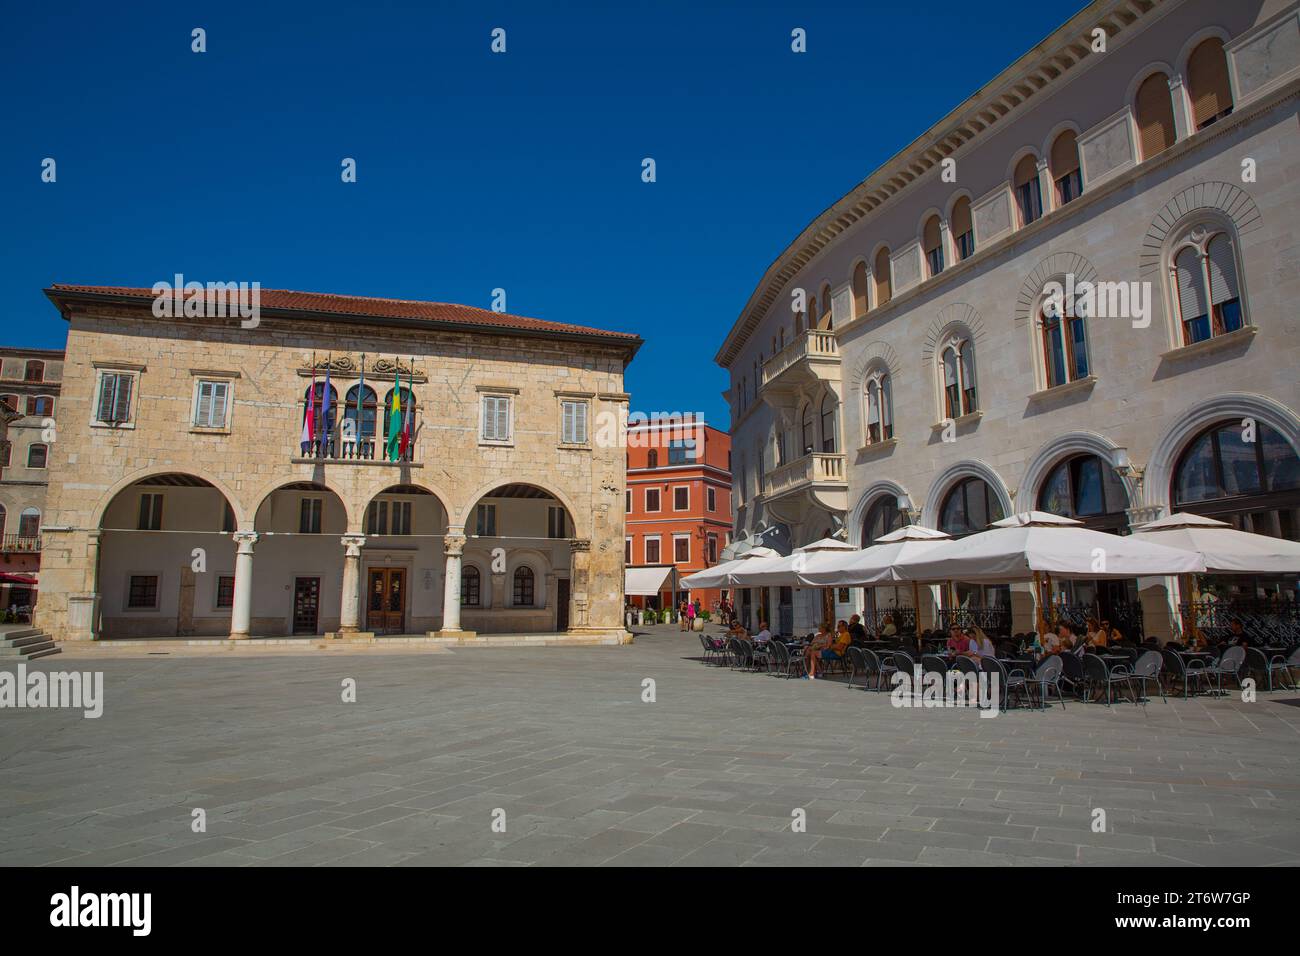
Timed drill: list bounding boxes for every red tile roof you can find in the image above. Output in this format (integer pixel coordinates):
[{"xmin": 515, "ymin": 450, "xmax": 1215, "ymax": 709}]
[{"xmin": 45, "ymin": 284, "xmax": 642, "ymax": 346}]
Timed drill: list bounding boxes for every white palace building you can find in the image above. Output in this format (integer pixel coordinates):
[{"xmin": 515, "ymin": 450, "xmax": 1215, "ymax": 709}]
[{"xmin": 719, "ymin": 0, "xmax": 1300, "ymax": 638}]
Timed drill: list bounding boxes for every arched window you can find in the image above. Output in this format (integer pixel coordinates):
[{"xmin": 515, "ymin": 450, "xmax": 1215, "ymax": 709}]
[
  {"xmin": 18, "ymin": 507, "xmax": 40, "ymax": 538},
  {"xmin": 1039, "ymin": 287, "xmax": 1090, "ymax": 388},
  {"xmin": 819, "ymin": 394, "xmax": 837, "ymax": 453},
  {"xmin": 1013, "ymin": 155, "xmax": 1042, "ymax": 226},
  {"xmin": 344, "ymin": 384, "xmax": 377, "ymax": 454},
  {"xmin": 922, "ymin": 215, "xmax": 944, "ymax": 277},
  {"xmin": 939, "ymin": 338, "xmax": 977, "ymax": 419},
  {"xmin": 862, "ymin": 496, "xmax": 906, "ymax": 547},
  {"xmin": 1037, "ymin": 454, "xmax": 1129, "ymax": 531},
  {"xmin": 873, "ymin": 247, "xmax": 892, "ymax": 306},
  {"xmin": 1187, "ymin": 38, "xmax": 1233, "ymax": 130},
  {"xmin": 647, "ymin": 448, "xmax": 659, "ymax": 468},
  {"xmin": 1049, "ymin": 130, "xmax": 1082, "ymax": 206},
  {"xmin": 864, "ymin": 371, "xmax": 893, "ymax": 444},
  {"xmin": 1170, "ymin": 227, "xmax": 1245, "ymax": 345},
  {"xmin": 939, "ymin": 478, "xmax": 1005, "ymax": 537},
  {"xmin": 382, "ymin": 386, "xmax": 416, "ymax": 449},
  {"xmin": 461, "ymin": 566, "xmax": 481, "ymax": 606},
  {"xmin": 1173, "ymin": 420, "xmax": 1299, "ymax": 536},
  {"xmin": 23, "ymin": 361, "xmax": 44, "ymax": 382},
  {"xmin": 512, "ymin": 566, "xmax": 536, "ymax": 606},
  {"xmin": 951, "ymin": 198, "xmax": 974, "ymax": 261},
  {"xmin": 819, "ymin": 284, "xmax": 833, "ymax": 330},
  {"xmin": 1135, "ymin": 71, "xmax": 1176, "ymax": 160},
  {"xmin": 26, "ymin": 443, "xmax": 48, "ymax": 469},
  {"xmin": 851, "ymin": 262, "xmax": 869, "ymax": 318},
  {"xmin": 302, "ymin": 382, "xmax": 338, "ymax": 448},
  {"xmin": 800, "ymin": 403, "xmax": 814, "ymax": 456}
]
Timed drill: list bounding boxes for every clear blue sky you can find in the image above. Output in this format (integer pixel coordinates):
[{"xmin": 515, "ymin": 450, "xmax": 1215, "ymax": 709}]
[{"xmin": 1, "ymin": 0, "xmax": 1086, "ymax": 427}]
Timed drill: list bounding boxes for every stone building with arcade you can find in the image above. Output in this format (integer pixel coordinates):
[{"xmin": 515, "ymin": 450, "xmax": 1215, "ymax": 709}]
[{"xmin": 36, "ymin": 285, "xmax": 640, "ymax": 643}]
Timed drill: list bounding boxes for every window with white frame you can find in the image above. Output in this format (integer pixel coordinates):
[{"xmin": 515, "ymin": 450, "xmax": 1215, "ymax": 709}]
[
  {"xmin": 707, "ymin": 533, "xmax": 718, "ymax": 564},
  {"xmin": 940, "ymin": 338, "xmax": 977, "ymax": 419},
  {"xmin": 673, "ymin": 486, "xmax": 689, "ymax": 511},
  {"xmin": 1170, "ymin": 226, "xmax": 1245, "ymax": 345},
  {"xmin": 480, "ymin": 394, "xmax": 512, "ymax": 442},
  {"xmin": 644, "ymin": 487, "xmax": 661, "ymax": 512},
  {"xmin": 864, "ymin": 371, "xmax": 893, "ymax": 444},
  {"xmin": 95, "ymin": 370, "xmax": 135, "ymax": 426},
  {"xmin": 673, "ymin": 534, "xmax": 690, "ymax": 563},
  {"xmin": 560, "ymin": 399, "xmax": 588, "ymax": 444},
  {"xmin": 644, "ymin": 535, "xmax": 661, "ymax": 564},
  {"xmin": 193, "ymin": 379, "xmax": 231, "ymax": 428}
]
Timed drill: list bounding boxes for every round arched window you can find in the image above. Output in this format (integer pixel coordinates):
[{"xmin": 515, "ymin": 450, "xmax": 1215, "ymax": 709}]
[{"xmin": 939, "ymin": 478, "xmax": 1005, "ymax": 537}]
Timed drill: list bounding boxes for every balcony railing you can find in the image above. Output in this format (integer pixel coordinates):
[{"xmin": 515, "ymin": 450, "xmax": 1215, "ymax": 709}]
[
  {"xmin": 763, "ymin": 452, "xmax": 846, "ymax": 498},
  {"xmin": 296, "ymin": 435, "xmax": 414, "ymax": 463},
  {"xmin": 1, "ymin": 534, "xmax": 41, "ymax": 553},
  {"xmin": 761, "ymin": 329, "xmax": 838, "ymax": 386}
]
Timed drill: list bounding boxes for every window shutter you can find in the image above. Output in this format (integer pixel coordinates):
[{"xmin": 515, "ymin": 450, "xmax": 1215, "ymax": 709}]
[
  {"xmin": 196, "ymin": 382, "xmax": 213, "ymax": 426},
  {"xmin": 1206, "ymin": 234, "xmax": 1240, "ymax": 305},
  {"xmin": 1188, "ymin": 39, "xmax": 1231, "ymax": 129},
  {"xmin": 97, "ymin": 374, "xmax": 116, "ymax": 422},
  {"xmin": 942, "ymin": 349, "xmax": 958, "ymax": 386},
  {"xmin": 1135, "ymin": 73, "xmax": 1175, "ymax": 159},
  {"xmin": 211, "ymin": 382, "xmax": 228, "ymax": 426},
  {"xmin": 881, "ymin": 377, "xmax": 893, "ymax": 428},
  {"xmin": 113, "ymin": 374, "xmax": 133, "ymax": 422},
  {"xmin": 1175, "ymin": 248, "xmax": 1207, "ymax": 319},
  {"xmin": 495, "ymin": 398, "xmax": 509, "ymax": 440},
  {"xmin": 866, "ymin": 383, "xmax": 880, "ymax": 425},
  {"xmin": 575, "ymin": 401, "xmax": 587, "ymax": 443},
  {"xmin": 562, "ymin": 401, "xmax": 574, "ymax": 443}
]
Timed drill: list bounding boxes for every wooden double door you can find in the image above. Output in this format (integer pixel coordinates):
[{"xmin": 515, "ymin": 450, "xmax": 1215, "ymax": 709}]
[{"xmin": 367, "ymin": 567, "xmax": 407, "ymax": 634}]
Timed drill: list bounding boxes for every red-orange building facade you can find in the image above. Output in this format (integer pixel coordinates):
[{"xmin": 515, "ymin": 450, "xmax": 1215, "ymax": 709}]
[{"xmin": 625, "ymin": 421, "xmax": 731, "ymax": 614}]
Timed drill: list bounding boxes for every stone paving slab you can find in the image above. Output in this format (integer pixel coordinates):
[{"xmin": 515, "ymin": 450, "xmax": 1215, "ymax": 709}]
[{"xmin": 2, "ymin": 624, "xmax": 1299, "ymax": 866}]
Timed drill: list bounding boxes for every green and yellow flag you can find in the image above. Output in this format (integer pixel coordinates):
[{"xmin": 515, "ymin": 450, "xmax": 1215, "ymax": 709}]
[{"xmin": 386, "ymin": 366, "xmax": 402, "ymax": 461}]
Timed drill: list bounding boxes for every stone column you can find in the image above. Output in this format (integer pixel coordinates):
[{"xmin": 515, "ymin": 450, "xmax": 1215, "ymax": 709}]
[
  {"xmin": 1035, "ymin": 157, "xmax": 1054, "ymax": 214},
  {"xmin": 229, "ymin": 531, "xmax": 258, "ymax": 640},
  {"xmin": 436, "ymin": 529, "xmax": 472, "ymax": 637},
  {"xmin": 568, "ymin": 538, "xmax": 591, "ymax": 631},
  {"xmin": 66, "ymin": 529, "xmax": 103, "ymax": 641},
  {"xmin": 338, "ymin": 534, "xmax": 366, "ymax": 634},
  {"xmin": 938, "ymin": 218, "xmax": 955, "ymax": 273}
]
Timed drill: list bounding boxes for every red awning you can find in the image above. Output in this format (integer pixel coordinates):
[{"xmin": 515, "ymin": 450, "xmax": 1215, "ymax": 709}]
[{"xmin": 0, "ymin": 572, "xmax": 37, "ymax": 585}]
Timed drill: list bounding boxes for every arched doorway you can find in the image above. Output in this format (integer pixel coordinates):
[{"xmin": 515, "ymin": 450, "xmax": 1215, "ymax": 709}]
[
  {"xmin": 463, "ymin": 483, "xmax": 577, "ymax": 633},
  {"xmin": 1036, "ymin": 453, "xmax": 1143, "ymax": 637},
  {"xmin": 859, "ymin": 495, "xmax": 913, "ymax": 634},
  {"xmin": 1172, "ymin": 419, "xmax": 1300, "ymax": 629},
  {"xmin": 253, "ymin": 481, "xmax": 348, "ymax": 635},
  {"xmin": 937, "ymin": 477, "xmax": 1010, "ymax": 633},
  {"xmin": 97, "ymin": 473, "xmax": 237, "ymax": 638},
  {"xmin": 361, "ymin": 484, "xmax": 448, "ymax": 634}
]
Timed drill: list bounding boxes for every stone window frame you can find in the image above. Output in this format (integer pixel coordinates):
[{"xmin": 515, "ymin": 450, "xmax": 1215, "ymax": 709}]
[
  {"xmin": 477, "ymin": 385, "xmax": 517, "ymax": 447},
  {"xmin": 123, "ymin": 571, "xmax": 163, "ymax": 612},
  {"xmin": 213, "ymin": 573, "xmax": 236, "ymax": 612},
  {"xmin": 90, "ymin": 363, "xmax": 144, "ymax": 431},
  {"xmin": 190, "ymin": 373, "xmax": 236, "ymax": 433},
  {"xmin": 555, "ymin": 391, "xmax": 593, "ymax": 449}
]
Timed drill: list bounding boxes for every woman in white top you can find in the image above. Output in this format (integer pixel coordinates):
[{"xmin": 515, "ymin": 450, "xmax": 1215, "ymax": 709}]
[{"xmin": 972, "ymin": 626, "xmax": 996, "ymax": 658}]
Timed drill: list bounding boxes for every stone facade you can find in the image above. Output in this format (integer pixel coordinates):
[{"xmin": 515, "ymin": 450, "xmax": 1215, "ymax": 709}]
[
  {"xmin": 718, "ymin": 0, "xmax": 1300, "ymax": 638},
  {"xmin": 36, "ymin": 289, "xmax": 639, "ymax": 641}
]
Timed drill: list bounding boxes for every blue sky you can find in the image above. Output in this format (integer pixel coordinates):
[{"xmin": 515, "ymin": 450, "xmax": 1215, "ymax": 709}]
[{"xmin": 1, "ymin": 0, "xmax": 1086, "ymax": 426}]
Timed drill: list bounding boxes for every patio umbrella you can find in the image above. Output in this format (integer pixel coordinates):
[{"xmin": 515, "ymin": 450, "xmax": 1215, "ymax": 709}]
[
  {"xmin": 680, "ymin": 546, "xmax": 781, "ymax": 589},
  {"xmin": 892, "ymin": 510, "xmax": 1207, "ymax": 583},
  {"xmin": 727, "ymin": 539, "xmax": 854, "ymax": 587},
  {"xmin": 1130, "ymin": 512, "xmax": 1300, "ymax": 573},
  {"xmin": 799, "ymin": 526, "xmax": 953, "ymax": 587}
]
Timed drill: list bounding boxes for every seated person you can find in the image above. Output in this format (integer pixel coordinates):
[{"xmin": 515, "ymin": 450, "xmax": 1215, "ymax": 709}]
[
  {"xmin": 1227, "ymin": 618, "xmax": 1258, "ymax": 647},
  {"xmin": 848, "ymin": 614, "xmax": 868, "ymax": 644},
  {"xmin": 803, "ymin": 623, "xmax": 835, "ymax": 678},
  {"xmin": 971, "ymin": 626, "xmax": 996, "ymax": 658},
  {"xmin": 1055, "ymin": 623, "xmax": 1077, "ymax": 653},
  {"xmin": 880, "ymin": 615, "xmax": 898, "ymax": 638},
  {"xmin": 1100, "ymin": 620, "xmax": 1123, "ymax": 645},
  {"xmin": 945, "ymin": 625, "xmax": 969, "ymax": 655},
  {"xmin": 752, "ymin": 621, "xmax": 773, "ymax": 644},
  {"xmin": 812, "ymin": 621, "xmax": 853, "ymax": 677}
]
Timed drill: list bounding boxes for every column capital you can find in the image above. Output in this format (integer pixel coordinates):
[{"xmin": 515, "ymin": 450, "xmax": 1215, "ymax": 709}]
[
  {"xmin": 232, "ymin": 530, "xmax": 259, "ymax": 552},
  {"xmin": 340, "ymin": 534, "xmax": 367, "ymax": 557},
  {"xmin": 444, "ymin": 534, "xmax": 466, "ymax": 557}
]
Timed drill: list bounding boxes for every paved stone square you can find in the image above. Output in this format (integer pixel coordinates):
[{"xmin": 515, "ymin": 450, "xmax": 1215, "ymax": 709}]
[{"xmin": 2, "ymin": 625, "xmax": 1299, "ymax": 867}]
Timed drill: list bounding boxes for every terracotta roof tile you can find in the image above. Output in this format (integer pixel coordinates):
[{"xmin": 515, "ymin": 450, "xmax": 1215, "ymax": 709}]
[{"xmin": 46, "ymin": 284, "xmax": 641, "ymax": 344}]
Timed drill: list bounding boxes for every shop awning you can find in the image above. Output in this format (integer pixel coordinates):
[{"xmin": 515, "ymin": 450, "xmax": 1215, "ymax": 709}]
[
  {"xmin": 625, "ymin": 565, "xmax": 678, "ymax": 596},
  {"xmin": 0, "ymin": 572, "xmax": 37, "ymax": 585}
]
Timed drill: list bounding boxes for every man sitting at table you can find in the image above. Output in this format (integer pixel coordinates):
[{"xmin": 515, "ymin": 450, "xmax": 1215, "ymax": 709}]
[
  {"xmin": 848, "ymin": 614, "xmax": 868, "ymax": 645},
  {"xmin": 946, "ymin": 625, "xmax": 969, "ymax": 655},
  {"xmin": 753, "ymin": 621, "xmax": 773, "ymax": 645},
  {"xmin": 1227, "ymin": 618, "xmax": 1260, "ymax": 647}
]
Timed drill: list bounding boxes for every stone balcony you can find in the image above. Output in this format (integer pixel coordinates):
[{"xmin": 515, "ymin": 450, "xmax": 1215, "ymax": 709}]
[
  {"xmin": 761, "ymin": 330, "xmax": 840, "ymax": 396},
  {"xmin": 761, "ymin": 451, "xmax": 848, "ymax": 522},
  {"xmin": 0, "ymin": 534, "xmax": 41, "ymax": 554}
]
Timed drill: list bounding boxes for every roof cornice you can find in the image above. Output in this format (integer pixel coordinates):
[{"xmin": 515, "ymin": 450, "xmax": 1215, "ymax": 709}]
[{"xmin": 716, "ymin": 0, "xmax": 1171, "ymax": 367}]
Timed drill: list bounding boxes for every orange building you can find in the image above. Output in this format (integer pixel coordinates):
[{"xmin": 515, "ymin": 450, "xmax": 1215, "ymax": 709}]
[{"xmin": 625, "ymin": 420, "xmax": 731, "ymax": 615}]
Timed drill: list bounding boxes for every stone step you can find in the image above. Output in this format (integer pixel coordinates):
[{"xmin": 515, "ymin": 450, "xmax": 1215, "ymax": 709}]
[
  {"xmin": 0, "ymin": 633, "xmax": 53, "ymax": 649},
  {"xmin": 0, "ymin": 635, "xmax": 61, "ymax": 659},
  {"xmin": 0, "ymin": 627, "xmax": 42, "ymax": 641}
]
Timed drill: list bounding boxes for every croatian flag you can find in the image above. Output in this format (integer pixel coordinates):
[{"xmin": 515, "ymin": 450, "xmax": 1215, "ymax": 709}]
[{"xmin": 319, "ymin": 364, "xmax": 332, "ymax": 455}]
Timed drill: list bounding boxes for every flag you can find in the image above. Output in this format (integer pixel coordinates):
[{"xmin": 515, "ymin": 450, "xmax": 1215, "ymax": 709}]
[
  {"xmin": 319, "ymin": 360, "xmax": 332, "ymax": 456},
  {"xmin": 399, "ymin": 357, "xmax": 414, "ymax": 459},
  {"xmin": 385, "ymin": 364, "xmax": 402, "ymax": 461},
  {"xmin": 355, "ymin": 353, "xmax": 366, "ymax": 455},
  {"xmin": 301, "ymin": 359, "xmax": 316, "ymax": 454}
]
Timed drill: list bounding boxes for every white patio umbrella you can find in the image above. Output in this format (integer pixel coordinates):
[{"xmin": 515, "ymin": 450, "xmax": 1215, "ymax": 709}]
[
  {"xmin": 727, "ymin": 538, "xmax": 855, "ymax": 587},
  {"xmin": 1130, "ymin": 512, "xmax": 1300, "ymax": 573},
  {"xmin": 799, "ymin": 525, "xmax": 953, "ymax": 587},
  {"xmin": 679, "ymin": 546, "xmax": 781, "ymax": 589},
  {"xmin": 892, "ymin": 511, "xmax": 1207, "ymax": 582}
]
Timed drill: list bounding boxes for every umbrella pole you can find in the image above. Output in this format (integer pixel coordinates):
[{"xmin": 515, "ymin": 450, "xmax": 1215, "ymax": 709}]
[{"xmin": 1033, "ymin": 571, "xmax": 1047, "ymax": 634}]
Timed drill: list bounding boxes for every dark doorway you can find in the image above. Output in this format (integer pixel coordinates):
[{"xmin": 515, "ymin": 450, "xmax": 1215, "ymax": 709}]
[
  {"xmin": 293, "ymin": 577, "xmax": 320, "ymax": 634},
  {"xmin": 556, "ymin": 578, "xmax": 571, "ymax": 631},
  {"xmin": 366, "ymin": 568, "xmax": 407, "ymax": 634}
]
